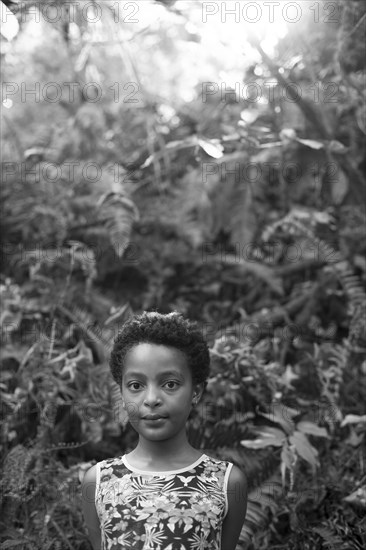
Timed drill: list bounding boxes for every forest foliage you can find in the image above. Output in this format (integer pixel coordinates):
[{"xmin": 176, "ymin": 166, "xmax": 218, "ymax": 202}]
[{"xmin": 0, "ymin": 1, "xmax": 365, "ymax": 549}]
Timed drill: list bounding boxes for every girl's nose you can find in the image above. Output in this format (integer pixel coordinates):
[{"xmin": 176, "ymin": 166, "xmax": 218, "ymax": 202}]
[{"xmin": 143, "ymin": 386, "xmax": 162, "ymax": 406}]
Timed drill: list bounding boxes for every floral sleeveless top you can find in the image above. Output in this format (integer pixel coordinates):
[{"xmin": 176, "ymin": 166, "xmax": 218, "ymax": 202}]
[{"xmin": 95, "ymin": 453, "xmax": 233, "ymax": 550}]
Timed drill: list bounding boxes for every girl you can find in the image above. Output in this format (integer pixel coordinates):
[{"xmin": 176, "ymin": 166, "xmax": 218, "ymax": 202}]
[{"xmin": 82, "ymin": 311, "xmax": 247, "ymax": 550}]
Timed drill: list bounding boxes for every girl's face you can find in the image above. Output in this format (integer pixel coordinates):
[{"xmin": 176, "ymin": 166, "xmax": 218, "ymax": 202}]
[{"xmin": 121, "ymin": 343, "xmax": 201, "ymax": 441}]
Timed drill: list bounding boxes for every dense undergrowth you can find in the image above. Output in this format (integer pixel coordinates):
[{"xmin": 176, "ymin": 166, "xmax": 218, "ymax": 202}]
[{"xmin": 1, "ymin": 1, "xmax": 365, "ymax": 548}]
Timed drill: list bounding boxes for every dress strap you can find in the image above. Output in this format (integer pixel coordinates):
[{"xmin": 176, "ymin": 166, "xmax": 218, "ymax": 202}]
[
  {"xmin": 94, "ymin": 461, "xmax": 101, "ymax": 504},
  {"xmin": 223, "ymin": 462, "xmax": 234, "ymax": 519}
]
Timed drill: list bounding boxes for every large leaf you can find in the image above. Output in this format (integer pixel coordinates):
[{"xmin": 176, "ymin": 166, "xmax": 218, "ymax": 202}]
[
  {"xmin": 289, "ymin": 431, "xmax": 319, "ymax": 470},
  {"xmin": 252, "ymin": 425, "xmax": 287, "ymax": 441},
  {"xmin": 97, "ymin": 192, "xmax": 139, "ymax": 257},
  {"xmin": 241, "ymin": 439, "xmax": 283, "ymax": 450},
  {"xmin": 241, "ymin": 426, "xmax": 285, "ymax": 449},
  {"xmin": 142, "ymin": 135, "xmax": 224, "ymax": 167},
  {"xmin": 257, "ymin": 402, "xmax": 299, "ymax": 435},
  {"xmin": 296, "ymin": 420, "xmax": 329, "ymax": 438}
]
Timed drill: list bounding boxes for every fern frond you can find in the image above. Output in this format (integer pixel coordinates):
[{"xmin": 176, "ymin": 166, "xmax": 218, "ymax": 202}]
[
  {"xmin": 314, "ymin": 343, "xmax": 349, "ymax": 432},
  {"xmin": 41, "ymin": 441, "xmax": 88, "ymax": 452},
  {"xmin": 333, "ymin": 261, "xmax": 366, "ymax": 314},
  {"xmin": 314, "ymin": 343, "xmax": 348, "ymax": 415},
  {"xmin": 55, "ymin": 303, "xmax": 112, "ymax": 357},
  {"xmin": 262, "ymin": 208, "xmax": 366, "ymax": 316},
  {"xmin": 261, "ymin": 208, "xmax": 342, "ymax": 262},
  {"xmin": 313, "ymin": 525, "xmax": 346, "ymax": 549},
  {"xmin": 0, "ymin": 445, "xmax": 37, "ymax": 503},
  {"xmin": 97, "ymin": 192, "xmax": 139, "ymax": 258},
  {"xmin": 347, "ymin": 302, "xmax": 366, "ymax": 351},
  {"xmin": 240, "ymin": 473, "xmax": 283, "ymax": 549},
  {"xmin": 54, "ymin": 302, "xmax": 131, "ymax": 431}
]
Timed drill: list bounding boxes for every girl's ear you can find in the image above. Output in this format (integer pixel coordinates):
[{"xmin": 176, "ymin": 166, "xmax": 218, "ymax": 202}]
[{"xmin": 192, "ymin": 382, "xmax": 205, "ymax": 404}]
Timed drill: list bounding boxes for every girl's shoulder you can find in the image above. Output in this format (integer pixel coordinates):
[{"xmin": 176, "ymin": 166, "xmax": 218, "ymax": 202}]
[
  {"xmin": 202, "ymin": 453, "xmax": 234, "ymax": 467},
  {"xmin": 201, "ymin": 453, "xmax": 240, "ymax": 483},
  {"xmin": 82, "ymin": 463, "xmax": 97, "ymax": 484},
  {"xmin": 82, "ymin": 455, "xmax": 124, "ymax": 485}
]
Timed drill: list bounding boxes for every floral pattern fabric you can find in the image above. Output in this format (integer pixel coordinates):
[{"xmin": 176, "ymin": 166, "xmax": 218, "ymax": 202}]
[{"xmin": 95, "ymin": 453, "xmax": 233, "ymax": 550}]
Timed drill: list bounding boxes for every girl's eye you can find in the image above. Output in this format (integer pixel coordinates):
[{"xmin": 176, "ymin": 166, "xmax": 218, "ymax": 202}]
[
  {"xmin": 128, "ymin": 381, "xmax": 179, "ymax": 391},
  {"xmin": 165, "ymin": 381, "xmax": 179, "ymax": 389}
]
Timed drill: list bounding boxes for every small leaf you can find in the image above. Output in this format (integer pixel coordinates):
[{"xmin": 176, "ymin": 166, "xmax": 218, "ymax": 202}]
[
  {"xmin": 344, "ymin": 485, "xmax": 366, "ymax": 509},
  {"xmin": 280, "ymin": 365, "xmax": 300, "ymax": 389},
  {"xmin": 198, "ymin": 138, "xmax": 224, "ymax": 159},
  {"xmin": 24, "ymin": 147, "xmax": 47, "ymax": 159},
  {"xmin": 330, "ymin": 166, "xmax": 348, "ymax": 204},
  {"xmin": 0, "ymin": 3, "xmax": 19, "ymax": 41},
  {"xmin": 341, "ymin": 414, "xmax": 366, "ymax": 427},
  {"xmin": 328, "ymin": 140, "xmax": 348, "ymax": 154},
  {"xmin": 240, "ymin": 110, "xmax": 259, "ymax": 124},
  {"xmin": 104, "ymin": 303, "xmax": 131, "ymax": 327},
  {"xmin": 280, "ymin": 128, "xmax": 297, "ymax": 141},
  {"xmin": 165, "ymin": 137, "xmax": 197, "ymax": 150},
  {"xmin": 296, "ymin": 138, "xmax": 324, "ymax": 149},
  {"xmin": 141, "ymin": 137, "xmax": 198, "ymax": 168},
  {"xmin": 344, "ymin": 429, "xmax": 364, "ymax": 447}
]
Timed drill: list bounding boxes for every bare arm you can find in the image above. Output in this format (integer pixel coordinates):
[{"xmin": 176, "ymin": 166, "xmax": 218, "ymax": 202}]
[
  {"xmin": 81, "ymin": 465, "xmax": 102, "ymax": 550},
  {"xmin": 221, "ymin": 465, "xmax": 248, "ymax": 550}
]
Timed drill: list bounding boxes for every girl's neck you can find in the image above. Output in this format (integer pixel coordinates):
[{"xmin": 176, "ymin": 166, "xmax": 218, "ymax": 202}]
[{"xmin": 130, "ymin": 432, "xmax": 199, "ymax": 464}]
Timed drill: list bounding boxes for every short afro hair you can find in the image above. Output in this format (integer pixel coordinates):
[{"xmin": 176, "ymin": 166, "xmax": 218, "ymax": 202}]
[{"xmin": 109, "ymin": 311, "xmax": 210, "ymax": 391}]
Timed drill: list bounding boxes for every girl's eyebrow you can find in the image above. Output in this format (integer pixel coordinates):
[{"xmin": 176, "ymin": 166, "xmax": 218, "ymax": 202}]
[{"xmin": 125, "ymin": 370, "xmax": 184, "ymax": 379}]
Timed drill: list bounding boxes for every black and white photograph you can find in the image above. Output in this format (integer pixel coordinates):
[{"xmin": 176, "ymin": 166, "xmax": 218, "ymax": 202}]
[{"xmin": 1, "ymin": 1, "xmax": 365, "ymax": 548}]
